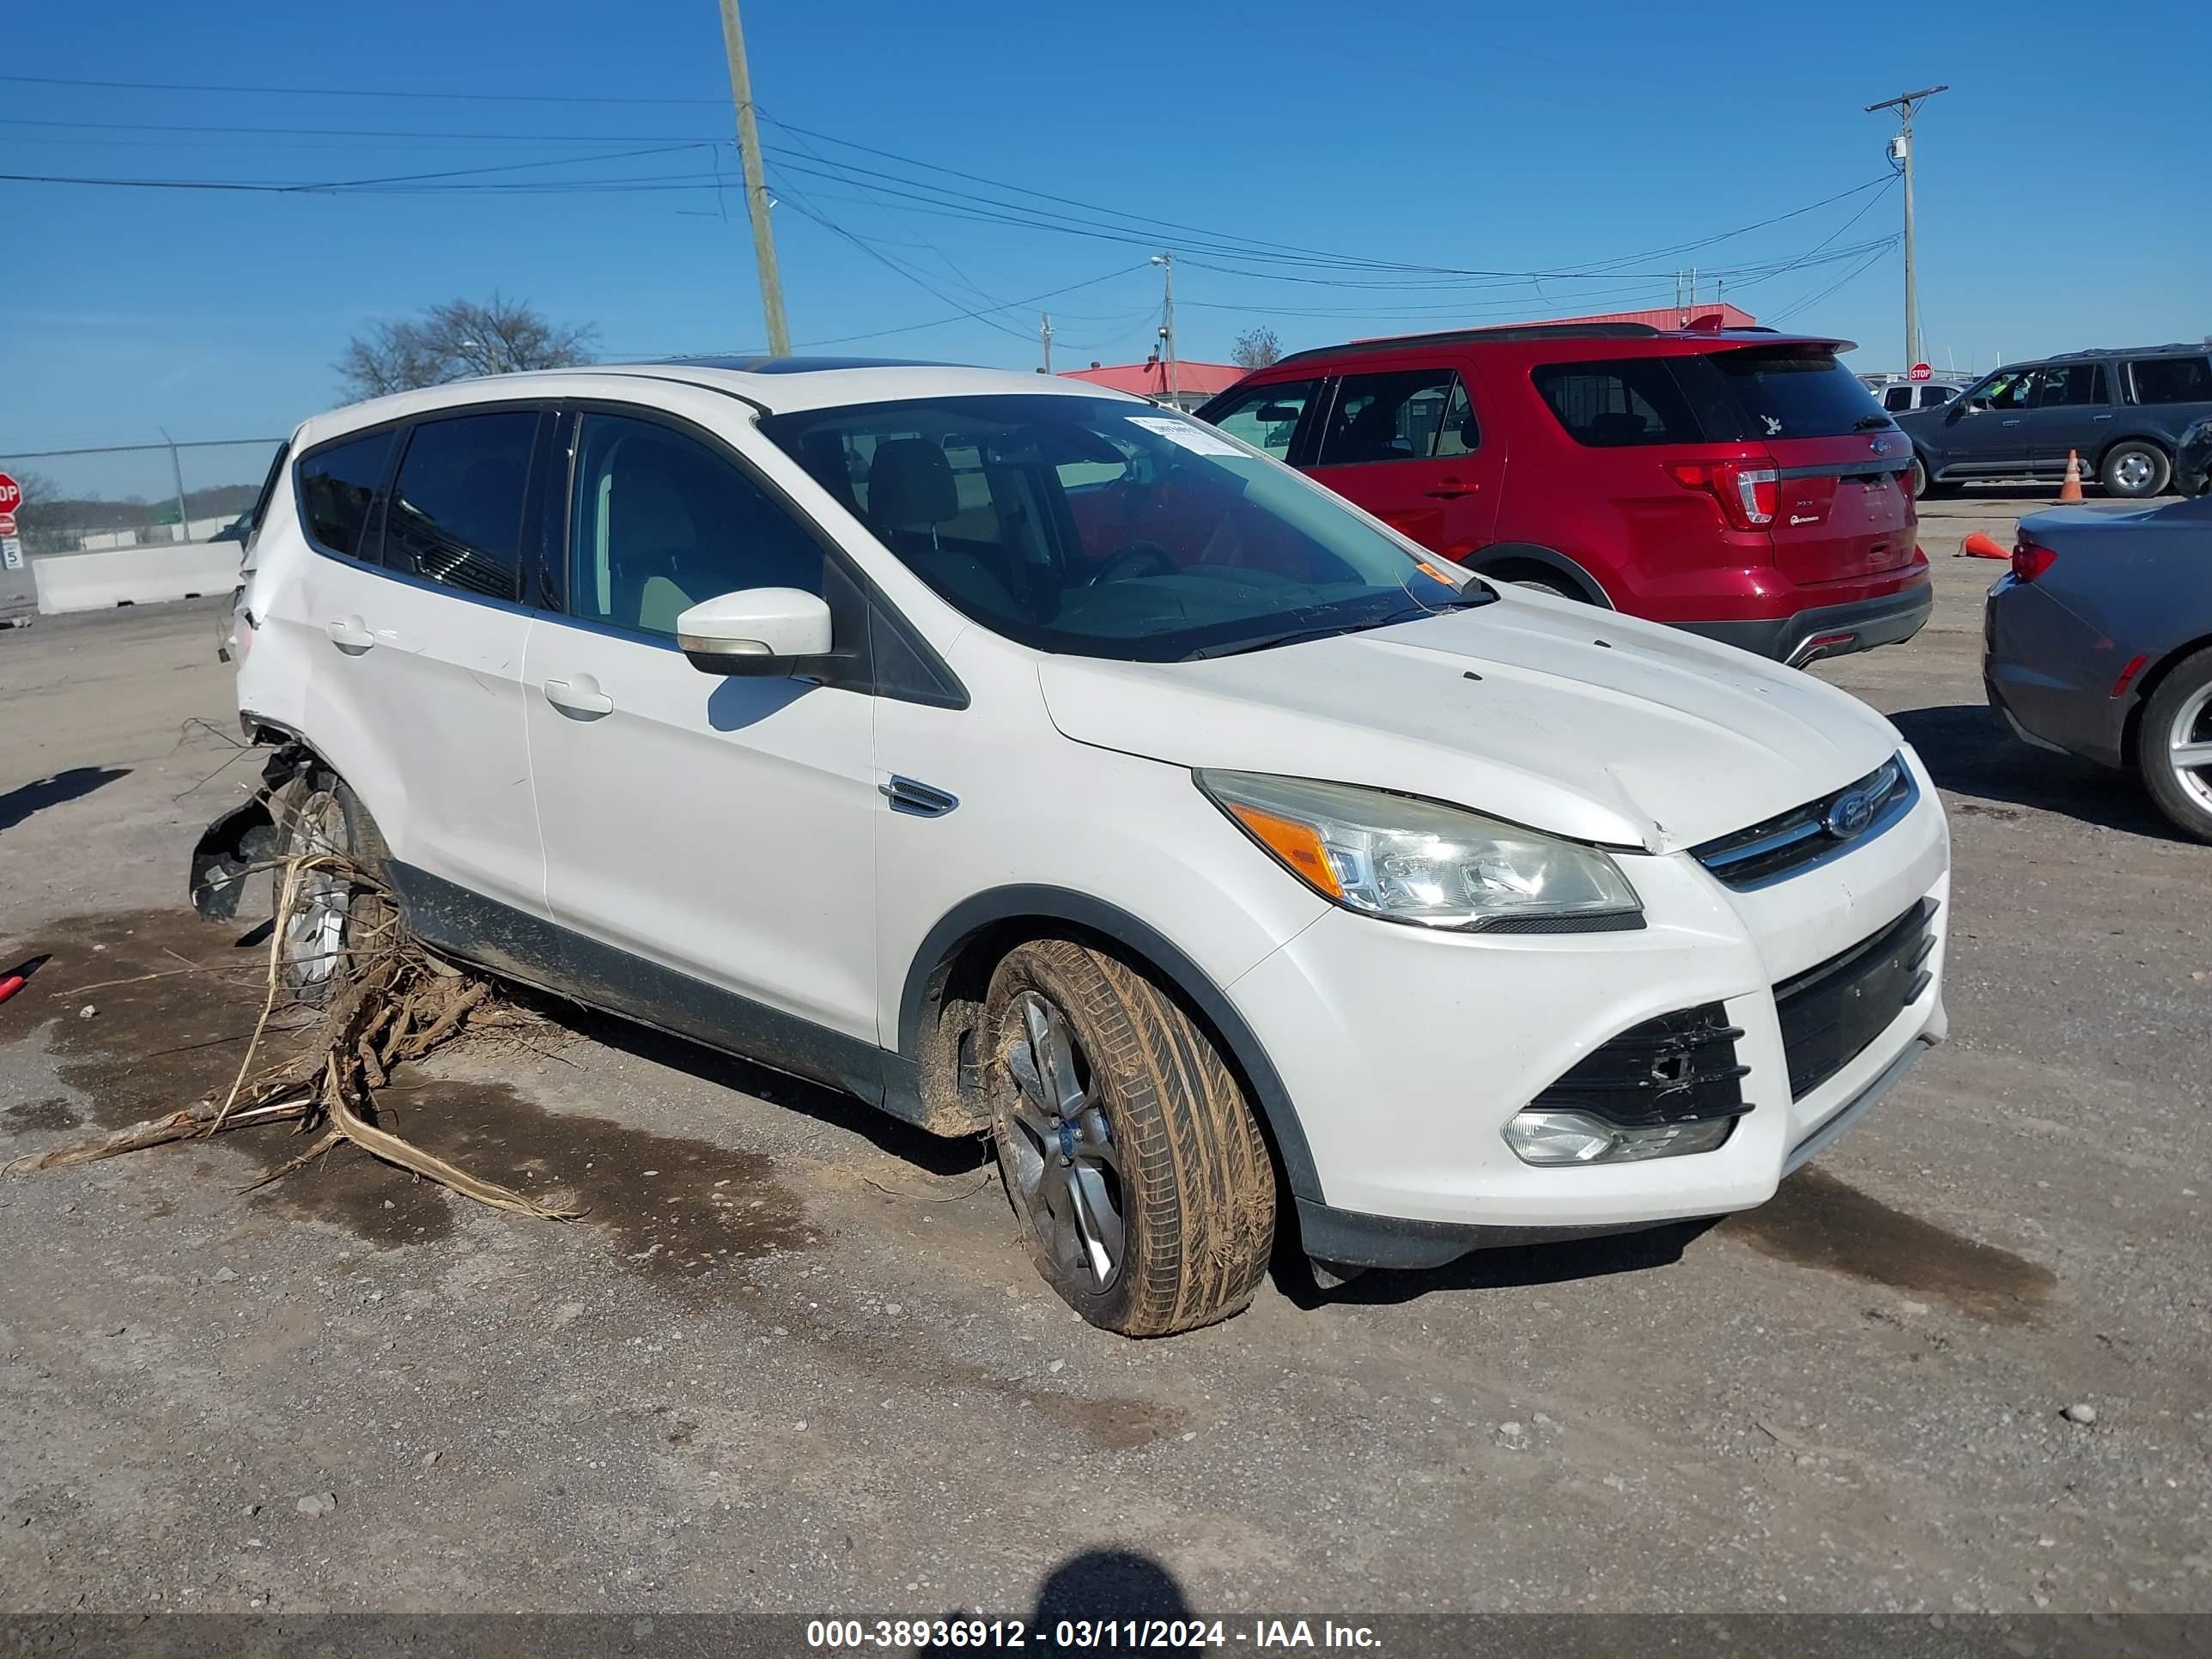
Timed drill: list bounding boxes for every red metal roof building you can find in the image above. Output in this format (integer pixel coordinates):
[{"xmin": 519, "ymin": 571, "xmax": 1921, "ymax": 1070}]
[
  {"xmin": 1060, "ymin": 355, "xmax": 1247, "ymax": 410},
  {"xmin": 1531, "ymin": 303, "xmax": 1759, "ymax": 331}
]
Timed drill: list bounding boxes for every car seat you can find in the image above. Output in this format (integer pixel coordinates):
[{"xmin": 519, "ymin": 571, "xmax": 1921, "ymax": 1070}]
[{"xmin": 866, "ymin": 439, "xmax": 1024, "ymax": 621}]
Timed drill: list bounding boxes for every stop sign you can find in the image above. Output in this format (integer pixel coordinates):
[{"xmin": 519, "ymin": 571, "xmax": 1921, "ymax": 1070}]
[
  {"xmin": 0, "ymin": 475, "xmax": 19, "ymax": 514},
  {"xmin": 1908, "ymin": 362, "xmax": 1932, "ymax": 383}
]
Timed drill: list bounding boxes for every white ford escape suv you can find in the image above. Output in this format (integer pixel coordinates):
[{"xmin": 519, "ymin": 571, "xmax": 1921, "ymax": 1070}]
[{"xmin": 207, "ymin": 357, "xmax": 1950, "ymax": 1335}]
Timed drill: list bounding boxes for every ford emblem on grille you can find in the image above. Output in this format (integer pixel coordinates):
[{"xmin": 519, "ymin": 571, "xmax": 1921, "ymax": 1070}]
[{"xmin": 1824, "ymin": 788, "xmax": 1878, "ymax": 839}]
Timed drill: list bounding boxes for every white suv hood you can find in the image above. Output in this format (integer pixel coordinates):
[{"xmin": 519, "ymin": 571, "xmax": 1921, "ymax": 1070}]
[{"xmin": 1037, "ymin": 596, "xmax": 1900, "ymax": 854}]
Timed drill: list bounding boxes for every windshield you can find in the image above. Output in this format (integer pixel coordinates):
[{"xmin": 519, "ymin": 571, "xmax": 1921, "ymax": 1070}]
[{"xmin": 758, "ymin": 393, "xmax": 1481, "ymax": 662}]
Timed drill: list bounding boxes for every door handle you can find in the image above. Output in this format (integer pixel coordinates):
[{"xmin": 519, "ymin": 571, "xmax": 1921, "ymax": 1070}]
[
  {"xmin": 543, "ymin": 674, "xmax": 615, "ymax": 719},
  {"xmin": 1425, "ymin": 478, "xmax": 1480, "ymax": 499},
  {"xmin": 2000, "ymin": 418, "xmax": 2022, "ymax": 427},
  {"xmin": 2092, "ymin": 413, "xmax": 2113, "ymax": 421},
  {"xmin": 325, "ymin": 617, "xmax": 374, "ymax": 652}
]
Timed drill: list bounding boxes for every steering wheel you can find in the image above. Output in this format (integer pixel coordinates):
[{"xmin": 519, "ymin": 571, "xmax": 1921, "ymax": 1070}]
[{"xmin": 1083, "ymin": 541, "xmax": 1179, "ymax": 586}]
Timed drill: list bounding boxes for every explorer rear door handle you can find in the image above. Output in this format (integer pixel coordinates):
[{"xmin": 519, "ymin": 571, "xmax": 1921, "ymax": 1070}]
[
  {"xmin": 543, "ymin": 673, "xmax": 615, "ymax": 719},
  {"xmin": 1425, "ymin": 478, "xmax": 1479, "ymax": 499},
  {"xmin": 325, "ymin": 617, "xmax": 374, "ymax": 652}
]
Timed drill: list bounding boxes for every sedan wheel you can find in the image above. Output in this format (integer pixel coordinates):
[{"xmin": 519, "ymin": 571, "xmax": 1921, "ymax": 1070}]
[{"xmin": 2137, "ymin": 649, "xmax": 2212, "ymax": 843}]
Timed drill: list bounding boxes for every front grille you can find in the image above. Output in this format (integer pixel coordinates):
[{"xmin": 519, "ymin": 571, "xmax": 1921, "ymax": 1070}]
[
  {"xmin": 1691, "ymin": 755, "xmax": 1917, "ymax": 890},
  {"xmin": 1775, "ymin": 900, "xmax": 1937, "ymax": 1098},
  {"xmin": 1533, "ymin": 1003, "xmax": 1751, "ymax": 1128}
]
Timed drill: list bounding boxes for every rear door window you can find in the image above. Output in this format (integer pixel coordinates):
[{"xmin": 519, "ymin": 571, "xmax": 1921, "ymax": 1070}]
[
  {"xmin": 2027, "ymin": 363, "xmax": 2107, "ymax": 407},
  {"xmin": 2128, "ymin": 356, "xmax": 2212, "ymax": 404},
  {"xmin": 1692, "ymin": 346, "xmax": 1892, "ymax": 439},
  {"xmin": 1315, "ymin": 369, "xmax": 1474, "ymax": 465},
  {"xmin": 1200, "ymin": 379, "xmax": 1319, "ymax": 459},
  {"xmin": 383, "ymin": 411, "xmax": 539, "ymax": 603},
  {"xmin": 295, "ymin": 430, "xmax": 395, "ymax": 559},
  {"xmin": 1531, "ymin": 358, "xmax": 1709, "ymax": 447}
]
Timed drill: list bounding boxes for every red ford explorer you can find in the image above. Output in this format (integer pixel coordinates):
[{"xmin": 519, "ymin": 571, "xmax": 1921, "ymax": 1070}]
[{"xmin": 1194, "ymin": 321, "xmax": 1931, "ymax": 665}]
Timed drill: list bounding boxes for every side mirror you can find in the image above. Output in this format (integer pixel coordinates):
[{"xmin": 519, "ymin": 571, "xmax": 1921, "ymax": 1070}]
[{"xmin": 675, "ymin": 587, "xmax": 833, "ymax": 677}]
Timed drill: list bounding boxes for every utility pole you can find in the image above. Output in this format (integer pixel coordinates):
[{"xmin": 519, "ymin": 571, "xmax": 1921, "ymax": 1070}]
[
  {"xmin": 1865, "ymin": 84, "xmax": 1947, "ymax": 369},
  {"xmin": 1152, "ymin": 252, "xmax": 1176, "ymax": 406},
  {"xmin": 716, "ymin": 0, "xmax": 790, "ymax": 356},
  {"xmin": 1040, "ymin": 313, "xmax": 1054, "ymax": 374}
]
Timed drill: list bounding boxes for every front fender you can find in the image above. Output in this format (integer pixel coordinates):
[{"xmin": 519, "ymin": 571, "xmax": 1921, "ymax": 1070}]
[{"xmin": 896, "ymin": 884, "xmax": 1326, "ymax": 1203}]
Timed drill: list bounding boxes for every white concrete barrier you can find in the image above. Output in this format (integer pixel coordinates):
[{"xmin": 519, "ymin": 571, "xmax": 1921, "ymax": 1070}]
[{"xmin": 33, "ymin": 542, "xmax": 242, "ymax": 614}]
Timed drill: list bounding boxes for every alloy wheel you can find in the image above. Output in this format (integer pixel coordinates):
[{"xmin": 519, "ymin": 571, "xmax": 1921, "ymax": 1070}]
[
  {"xmin": 1000, "ymin": 992, "xmax": 1126, "ymax": 1291},
  {"xmin": 2168, "ymin": 682, "xmax": 2212, "ymax": 814},
  {"xmin": 2114, "ymin": 451, "xmax": 2155, "ymax": 494},
  {"xmin": 279, "ymin": 790, "xmax": 351, "ymax": 992}
]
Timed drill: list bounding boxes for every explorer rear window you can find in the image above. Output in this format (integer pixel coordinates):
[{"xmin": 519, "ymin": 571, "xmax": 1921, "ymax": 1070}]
[{"xmin": 1688, "ymin": 346, "xmax": 1892, "ymax": 440}]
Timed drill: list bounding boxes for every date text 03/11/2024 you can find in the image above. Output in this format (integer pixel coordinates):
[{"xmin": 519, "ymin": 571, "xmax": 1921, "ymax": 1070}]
[{"xmin": 804, "ymin": 1619, "xmax": 1382, "ymax": 1649}]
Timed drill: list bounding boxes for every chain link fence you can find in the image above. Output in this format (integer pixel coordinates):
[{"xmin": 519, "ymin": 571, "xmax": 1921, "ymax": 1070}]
[{"xmin": 1, "ymin": 438, "xmax": 285, "ymax": 557}]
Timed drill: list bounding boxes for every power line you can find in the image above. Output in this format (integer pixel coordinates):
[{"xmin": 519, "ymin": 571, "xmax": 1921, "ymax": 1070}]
[
  {"xmin": 0, "ymin": 115, "xmax": 724, "ymax": 144},
  {"xmin": 1765, "ymin": 239, "xmax": 1899, "ymax": 325},
  {"xmin": 0, "ymin": 144, "xmax": 709, "ymax": 194},
  {"xmin": 0, "ymin": 71, "xmax": 726, "ymax": 106}
]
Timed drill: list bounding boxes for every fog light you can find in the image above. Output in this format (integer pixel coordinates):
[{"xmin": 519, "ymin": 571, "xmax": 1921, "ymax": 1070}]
[{"xmin": 1503, "ymin": 1109, "xmax": 1736, "ymax": 1166}]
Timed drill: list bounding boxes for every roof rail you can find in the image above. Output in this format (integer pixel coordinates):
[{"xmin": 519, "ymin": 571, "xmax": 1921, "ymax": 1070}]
[
  {"xmin": 1274, "ymin": 320, "xmax": 1662, "ymax": 366},
  {"xmin": 2045, "ymin": 343, "xmax": 2207, "ymax": 361}
]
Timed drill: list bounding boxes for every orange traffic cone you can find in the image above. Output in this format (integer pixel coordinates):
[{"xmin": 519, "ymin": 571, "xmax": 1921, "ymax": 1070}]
[
  {"xmin": 2059, "ymin": 449, "xmax": 2085, "ymax": 503},
  {"xmin": 1960, "ymin": 531, "xmax": 2008, "ymax": 560}
]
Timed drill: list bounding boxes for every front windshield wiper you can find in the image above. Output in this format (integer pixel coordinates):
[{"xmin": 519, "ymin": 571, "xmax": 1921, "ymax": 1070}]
[{"xmin": 1181, "ymin": 595, "xmax": 1492, "ymax": 661}]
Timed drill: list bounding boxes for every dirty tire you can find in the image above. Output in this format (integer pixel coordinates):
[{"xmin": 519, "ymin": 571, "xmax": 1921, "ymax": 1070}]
[
  {"xmin": 986, "ymin": 939, "xmax": 1275, "ymax": 1337},
  {"xmin": 2100, "ymin": 441, "xmax": 2169, "ymax": 500},
  {"xmin": 272, "ymin": 767, "xmax": 398, "ymax": 1005},
  {"xmin": 2136, "ymin": 647, "xmax": 2212, "ymax": 844}
]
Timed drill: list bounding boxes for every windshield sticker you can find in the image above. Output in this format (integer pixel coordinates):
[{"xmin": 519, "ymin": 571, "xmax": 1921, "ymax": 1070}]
[{"xmin": 1127, "ymin": 416, "xmax": 1247, "ymax": 457}]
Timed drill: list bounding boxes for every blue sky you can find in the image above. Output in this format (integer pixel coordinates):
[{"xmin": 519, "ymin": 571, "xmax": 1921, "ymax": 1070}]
[{"xmin": 4, "ymin": 0, "xmax": 2207, "ymax": 491}]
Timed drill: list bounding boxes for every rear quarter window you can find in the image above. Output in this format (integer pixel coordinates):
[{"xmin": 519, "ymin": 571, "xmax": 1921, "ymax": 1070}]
[
  {"xmin": 1531, "ymin": 357, "xmax": 1709, "ymax": 447},
  {"xmin": 295, "ymin": 429, "xmax": 396, "ymax": 559},
  {"xmin": 2129, "ymin": 356, "xmax": 2212, "ymax": 405}
]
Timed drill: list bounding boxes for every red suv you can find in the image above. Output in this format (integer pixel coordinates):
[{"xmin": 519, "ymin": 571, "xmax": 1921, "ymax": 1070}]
[{"xmin": 1194, "ymin": 322, "xmax": 1931, "ymax": 665}]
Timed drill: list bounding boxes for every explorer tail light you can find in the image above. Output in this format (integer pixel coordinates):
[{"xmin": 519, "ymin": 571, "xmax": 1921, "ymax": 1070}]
[{"xmin": 1668, "ymin": 459, "xmax": 1781, "ymax": 530}]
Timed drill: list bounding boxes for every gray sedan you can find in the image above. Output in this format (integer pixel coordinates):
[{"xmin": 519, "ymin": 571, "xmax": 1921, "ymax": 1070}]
[{"xmin": 1984, "ymin": 494, "xmax": 2212, "ymax": 841}]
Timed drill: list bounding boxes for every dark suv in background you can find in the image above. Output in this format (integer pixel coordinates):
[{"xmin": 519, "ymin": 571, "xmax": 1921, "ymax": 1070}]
[
  {"xmin": 1895, "ymin": 343, "xmax": 2212, "ymax": 500},
  {"xmin": 1196, "ymin": 321, "xmax": 1929, "ymax": 665}
]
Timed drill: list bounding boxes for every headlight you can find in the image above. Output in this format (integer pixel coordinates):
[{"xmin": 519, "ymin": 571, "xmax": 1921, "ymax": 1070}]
[{"xmin": 1196, "ymin": 771, "xmax": 1641, "ymax": 931}]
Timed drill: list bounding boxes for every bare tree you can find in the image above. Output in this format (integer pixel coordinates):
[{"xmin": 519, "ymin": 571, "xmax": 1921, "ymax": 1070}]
[
  {"xmin": 1231, "ymin": 326, "xmax": 1284, "ymax": 370},
  {"xmin": 7, "ymin": 469, "xmax": 70, "ymax": 556},
  {"xmin": 336, "ymin": 295, "xmax": 598, "ymax": 400}
]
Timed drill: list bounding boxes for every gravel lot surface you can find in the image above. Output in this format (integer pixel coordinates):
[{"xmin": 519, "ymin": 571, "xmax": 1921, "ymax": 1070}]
[{"xmin": 1, "ymin": 492, "xmax": 2205, "ymax": 1618}]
